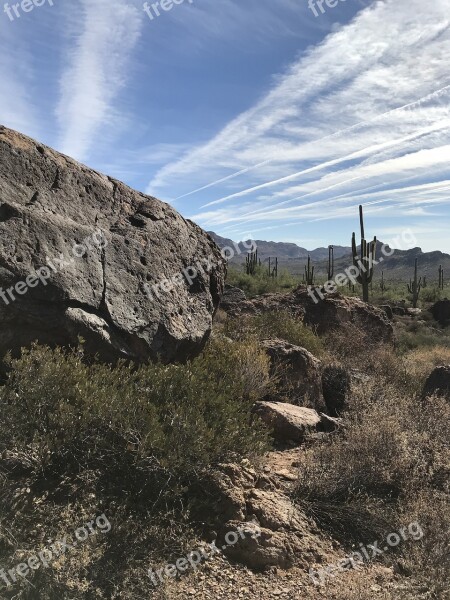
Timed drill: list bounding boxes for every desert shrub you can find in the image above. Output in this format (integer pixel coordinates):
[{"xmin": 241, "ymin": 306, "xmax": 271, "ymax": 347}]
[
  {"xmin": 226, "ymin": 265, "xmax": 297, "ymax": 297},
  {"xmin": 403, "ymin": 345, "xmax": 450, "ymax": 387},
  {"xmin": 396, "ymin": 319, "xmax": 450, "ymax": 352},
  {"xmin": 298, "ymin": 388, "xmax": 426, "ymax": 502},
  {"xmin": 0, "ymin": 337, "xmax": 272, "ymax": 598},
  {"xmin": 225, "ymin": 309, "xmax": 325, "ymax": 358},
  {"xmin": 0, "ymin": 337, "xmax": 271, "ymax": 476},
  {"xmin": 295, "ymin": 382, "xmax": 449, "ymax": 590},
  {"xmin": 322, "ymin": 323, "xmax": 414, "ymax": 396},
  {"xmin": 421, "ymin": 286, "xmax": 445, "ymax": 303},
  {"xmin": 321, "ymin": 363, "xmax": 351, "ymax": 416},
  {"xmin": 398, "ymin": 489, "xmax": 450, "ymax": 598}
]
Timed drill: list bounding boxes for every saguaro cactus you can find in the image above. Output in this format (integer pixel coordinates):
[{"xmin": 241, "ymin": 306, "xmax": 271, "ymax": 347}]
[
  {"xmin": 268, "ymin": 257, "xmax": 278, "ymax": 278},
  {"xmin": 328, "ymin": 245, "xmax": 334, "ymax": 281},
  {"xmin": 407, "ymin": 258, "xmax": 422, "ymax": 308},
  {"xmin": 246, "ymin": 249, "xmax": 258, "ymax": 275},
  {"xmin": 351, "ymin": 205, "xmax": 377, "ymax": 303},
  {"xmin": 304, "ymin": 255, "xmax": 315, "ymax": 286},
  {"xmin": 439, "ymin": 265, "xmax": 444, "ymax": 290},
  {"xmin": 380, "ymin": 270, "xmax": 386, "ymax": 293}
]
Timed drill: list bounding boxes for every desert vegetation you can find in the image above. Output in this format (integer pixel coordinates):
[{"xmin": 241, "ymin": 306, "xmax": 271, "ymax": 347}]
[
  {"xmin": 0, "ymin": 291, "xmax": 448, "ymax": 598},
  {"xmin": 0, "ymin": 337, "xmax": 272, "ymax": 599}
]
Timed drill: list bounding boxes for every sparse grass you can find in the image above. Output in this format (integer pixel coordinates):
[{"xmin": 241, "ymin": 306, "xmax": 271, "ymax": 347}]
[
  {"xmin": 295, "ymin": 318, "xmax": 450, "ymax": 599},
  {"xmin": 403, "ymin": 345, "xmax": 450, "ymax": 387},
  {"xmin": 224, "ymin": 309, "xmax": 325, "ymax": 358},
  {"xmin": 395, "ymin": 318, "xmax": 450, "ymax": 353}
]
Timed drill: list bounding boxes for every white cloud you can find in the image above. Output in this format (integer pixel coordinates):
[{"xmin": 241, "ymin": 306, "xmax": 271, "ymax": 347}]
[
  {"xmin": 146, "ymin": 0, "xmax": 450, "ymax": 242},
  {"xmin": 0, "ymin": 21, "xmax": 39, "ymax": 136},
  {"xmin": 56, "ymin": 0, "xmax": 143, "ymax": 161}
]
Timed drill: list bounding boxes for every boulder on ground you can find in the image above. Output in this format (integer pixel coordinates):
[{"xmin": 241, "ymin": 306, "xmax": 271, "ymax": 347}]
[
  {"xmin": 220, "ymin": 284, "xmax": 247, "ymax": 312},
  {"xmin": 422, "ymin": 365, "xmax": 450, "ymax": 400},
  {"xmin": 430, "ymin": 299, "xmax": 450, "ymax": 327},
  {"xmin": 0, "ymin": 126, "xmax": 226, "ymax": 363},
  {"xmin": 321, "ymin": 364, "xmax": 351, "ymax": 416},
  {"xmin": 291, "ymin": 287, "xmax": 394, "ymax": 342},
  {"xmin": 261, "ymin": 339, "xmax": 325, "ymax": 411},
  {"xmin": 204, "ymin": 462, "xmax": 329, "ymax": 570},
  {"xmin": 253, "ymin": 401, "xmax": 336, "ymax": 442},
  {"xmin": 380, "ymin": 304, "xmax": 394, "ymax": 320}
]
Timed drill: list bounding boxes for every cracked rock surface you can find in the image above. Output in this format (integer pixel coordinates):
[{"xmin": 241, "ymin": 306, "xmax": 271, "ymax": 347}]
[{"xmin": 0, "ymin": 126, "xmax": 226, "ymax": 363}]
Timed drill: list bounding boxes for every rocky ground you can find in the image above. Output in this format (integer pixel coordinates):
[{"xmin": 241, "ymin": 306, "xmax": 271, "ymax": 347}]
[{"xmin": 159, "ymin": 449, "xmax": 423, "ymax": 600}]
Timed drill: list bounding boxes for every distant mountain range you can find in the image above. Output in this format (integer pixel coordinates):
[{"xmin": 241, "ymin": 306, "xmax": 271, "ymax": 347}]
[
  {"xmin": 208, "ymin": 232, "xmax": 351, "ymax": 262},
  {"xmin": 208, "ymin": 232, "xmax": 450, "ymax": 283}
]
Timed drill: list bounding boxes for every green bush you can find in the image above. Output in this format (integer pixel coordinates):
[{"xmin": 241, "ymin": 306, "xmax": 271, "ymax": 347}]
[
  {"xmin": 226, "ymin": 265, "xmax": 297, "ymax": 297},
  {"xmin": 0, "ymin": 337, "xmax": 271, "ymax": 479},
  {"xmin": 0, "ymin": 337, "xmax": 273, "ymax": 598}
]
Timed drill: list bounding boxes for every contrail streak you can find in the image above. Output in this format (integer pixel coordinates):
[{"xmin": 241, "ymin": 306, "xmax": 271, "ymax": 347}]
[{"xmin": 196, "ymin": 84, "xmax": 450, "ymax": 207}]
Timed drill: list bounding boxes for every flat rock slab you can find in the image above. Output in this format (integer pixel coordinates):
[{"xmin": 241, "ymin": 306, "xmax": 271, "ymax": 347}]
[
  {"xmin": 0, "ymin": 126, "xmax": 226, "ymax": 363},
  {"xmin": 253, "ymin": 401, "xmax": 322, "ymax": 442}
]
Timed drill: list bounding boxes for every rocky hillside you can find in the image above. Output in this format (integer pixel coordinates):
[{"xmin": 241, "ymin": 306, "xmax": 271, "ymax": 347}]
[{"xmin": 208, "ymin": 232, "xmax": 350, "ymax": 263}]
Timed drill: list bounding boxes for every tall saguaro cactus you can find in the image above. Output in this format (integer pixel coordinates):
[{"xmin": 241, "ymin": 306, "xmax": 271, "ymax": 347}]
[
  {"xmin": 328, "ymin": 245, "xmax": 334, "ymax": 281},
  {"xmin": 268, "ymin": 257, "xmax": 278, "ymax": 278},
  {"xmin": 246, "ymin": 249, "xmax": 259, "ymax": 275},
  {"xmin": 304, "ymin": 255, "xmax": 315, "ymax": 286},
  {"xmin": 407, "ymin": 258, "xmax": 422, "ymax": 308},
  {"xmin": 351, "ymin": 205, "xmax": 377, "ymax": 303},
  {"xmin": 439, "ymin": 265, "xmax": 444, "ymax": 290}
]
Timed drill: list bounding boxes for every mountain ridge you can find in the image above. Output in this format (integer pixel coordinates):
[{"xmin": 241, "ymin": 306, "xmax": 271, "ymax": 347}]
[{"xmin": 209, "ymin": 231, "xmax": 450, "ymax": 281}]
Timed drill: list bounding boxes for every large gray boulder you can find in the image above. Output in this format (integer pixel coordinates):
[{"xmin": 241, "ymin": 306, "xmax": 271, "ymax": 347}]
[{"xmin": 0, "ymin": 126, "xmax": 226, "ymax": 363}]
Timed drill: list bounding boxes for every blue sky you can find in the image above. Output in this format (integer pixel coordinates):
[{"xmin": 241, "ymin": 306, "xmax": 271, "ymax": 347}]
[{"xmin": 2, "ymin": 0, "xmax": 450, "ymax": 252}]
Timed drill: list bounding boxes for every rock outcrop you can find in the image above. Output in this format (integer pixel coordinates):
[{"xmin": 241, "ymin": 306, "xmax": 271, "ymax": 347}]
[
  {"xmin": 253, "ymin": 401, "xmax": 338, "ymax": 443},
  {"xmin": 0, "ymin": 126, "xmax": 226, "ymax": 363},
  {"xmin": 220, "ymin": 284, "xmax": 247, "ymax": 312},
  {"xmin": 380, "ymin": 304, "xmax": 394, "ymax": 320},
  {"xmin": 261, "ymin": 339, "xmax": 325, "ymax": 411},
  {"xmin": 430, "ymin": 299, "xmax": 450, "ymax": 327},
  {"xmin": 203, "ymin": 461, "xmax": 329, "ymax": 571},
  {"xmin": 221, "ymin": 286, "xmax": 394, "ymax": 343},
  {"xmin": 422, "ymin": 365, "xmax": 450, "ymax": 400}
]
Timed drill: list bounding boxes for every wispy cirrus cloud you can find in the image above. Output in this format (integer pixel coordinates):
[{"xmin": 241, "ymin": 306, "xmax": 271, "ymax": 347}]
[
  {"xmin": 146, "ymin": 0, "xmax": 450, "ymax": 244},
  {"xmin": 0, "ymin": 20, "xmax": 39, "ymax": 137},
  {"xmin": 56, "ymin": 0, "xmax": 143, "ymax": 161}
]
